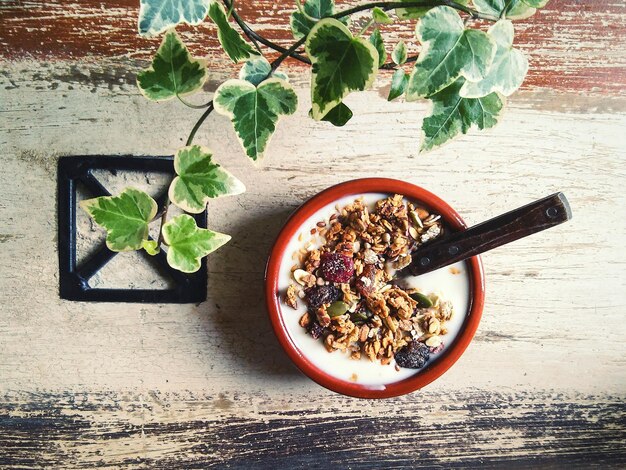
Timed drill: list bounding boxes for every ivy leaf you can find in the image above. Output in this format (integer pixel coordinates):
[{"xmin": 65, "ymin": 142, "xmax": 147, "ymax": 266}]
[
  {"xmin": 290, "ymin": 0, "xmax": 346, "ymax": 40},
  {"xmin": 162, "ymin": 214, "xmax": 230, "ymax": 273},
  {"xmin": 392, "ymin": 41, "xmax": 407, "ymax": 65},
  {"xmin": 238, "ymin": 57, "xmax": 289, "ymax": 85},
  {"xmin": 80, "ymin": 188, "xmax": 158, "ymax": 252},
  {"xmin": 309, "ymin": 102, "xmax": 353, "ymax": 126},
  {"xmin": 214, "ymin": 78, "xmax": 298, "ymax": 161},
  {"xmin": 523, "ymin": 0, "xmax": 549, "ymax": 7},
  {"xmin": 306, "ymin": 18, "xmax": 378, "ymax": 120},
  {"xmin": 460, "ymin": 20, "xmax": 528, "ymax": 98},
  {"xmin": 405, "ymin": 6, "xmax": 496, "ymax": 100},
  {"xmin": 395, "ymin": 0, "xmax": 468, "ymax": 20},
  {"xmin": 141, "ymin": 239, "xmax": 160, "ymax": 255},
  {"xmin": 473, "ymin": 0, "xmax": 538, "ymax": 19},
  {"xmin": 138, "ymin": 0, "xmax": 210, "ymax": 36},
  {"xmin": 169, "ymin": 145, "xmax": 246, "ymax": 213},
  {"xmin": 388, "ymin": 69, "xmax": 409, "ymax": 101},
  {"xmin": 372, "ymin": 7, "xmax": 393, "ymax": 24},
  {"xmin": 369, "ymin": 28, "xmax": 387, "ymax": 68},
  {"xmin": 137, "ymin": 31, "xmax": 207, "ymax": 101},
  {"xmin": 208, "ymin": 2, "xmax": 258, "ymax": 63},
  {"xmin": 421, "ymin": 78, "xmax": 504, "ymax": 152}
]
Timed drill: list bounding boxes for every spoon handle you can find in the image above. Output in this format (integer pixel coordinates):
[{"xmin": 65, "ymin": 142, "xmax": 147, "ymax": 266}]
[{"xmin": 407, "ymin": 192, "xmax": 572, "ymax": 276}]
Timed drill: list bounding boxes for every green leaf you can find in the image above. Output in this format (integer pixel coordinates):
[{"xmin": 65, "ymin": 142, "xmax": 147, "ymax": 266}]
[
  {"xmin": 238, "ymin": 56, "xmax": 271, "ymax": 85},
  {"xmin": 169, "ymin": 145, "xmax": 245, "ymax": 213},
  {"xmin": 141, "ymin": 239, "xmax": 160, "ymax": 255},
  {"xmin": 388, "ymin": 69, "xmax": 408, "ymax": 101},
  {"xmin": 306, "ymin": 18, "xmax": 379, "ymax": 120},
  {"xmin": 290, "ymin": 0, "xmax": 346, "ymax": 40},
  {"xmin": 137, "ymin": 31, "xmax": 207, "ymax": 101},
  {"xmin": 421, "ymin": 78, "xmax": 504, "ymax": 152},
  {"xmin": 309, "ymin": 102, "xmax": 353, "ymax": 126},
  {"xmin": 391, "ymin": 41, "xmax": 407, "ymax": 65},
  {"xmin": 395, "ymin": 0, "xmax": 468, "ymax": 20},
  {"xmin": 214, "ymin": 78, "xmax": 298, "ymax": 161},
  {"xmin": 460, "ymin": 20, "xmax": 528, "ymax": 98},
  {"xmin": 80, "ymin": 188, "xmax": 158, "ymax": 252},
  {"xmin": 405, "ymin": 6, "xmax": 496, "ymax": 100},
  {"xmin": 473, "ymin": 0, "xmax": 538, "ymax": 19},
  {"xmin": 522, "ymin": 0, "xmax": 549, "ymax": 7},
  {"xmin": 372, "ymin": 7, "xmax": 393, "ymax": 24},
  {"xmin": 138, "ymin": 0, "xmax": 210, "ymax": 36},
  {"xmin": 368, "ymin": 28, "xmax": 387, "ymax": 68},
  {"xmin": 162, "ymin": 214, "xmax": 230, "ymax": 273},
  {"xmin": 208, "ymin": 2, "xmax": 257, "ymax": 63}
]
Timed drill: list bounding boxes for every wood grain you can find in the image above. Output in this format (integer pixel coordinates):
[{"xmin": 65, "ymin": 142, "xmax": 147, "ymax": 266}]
[
  {"xmin": 1, "ymin": 391, "xmax": 625, "ymax": 468},
  {"xmin": 1, "ymin": 1, "xmax": 625, "ymax": 94}
]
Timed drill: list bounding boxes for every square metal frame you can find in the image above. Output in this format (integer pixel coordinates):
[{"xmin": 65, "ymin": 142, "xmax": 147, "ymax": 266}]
[{"xmin": 57, "ymin": 155, "xmax": 207, "ymax": 303}]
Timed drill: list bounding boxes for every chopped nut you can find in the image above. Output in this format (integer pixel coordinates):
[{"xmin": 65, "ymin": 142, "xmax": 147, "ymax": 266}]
[{"xmin": 284, "ymin": 285, "xmax": 298, "ymax": 309}]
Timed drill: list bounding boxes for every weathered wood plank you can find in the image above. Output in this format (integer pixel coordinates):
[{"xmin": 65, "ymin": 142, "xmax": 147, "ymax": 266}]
[
  {"xmin": 1, "ymin": 1, "xmax": 625, "ymax": 94},
  {"xmin": 1, "ymin": 391, "xmax": 624, "ymax": 468}
]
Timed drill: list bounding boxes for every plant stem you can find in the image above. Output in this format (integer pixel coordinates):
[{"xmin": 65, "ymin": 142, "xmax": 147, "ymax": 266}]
[
  {"xmin": 186, "ymin": 101, "xmax": 214, "ymax": 146},
  {"xmin": 222, "ymin": 0, "xmax": 310, "ymax": 64},
  {"xmin": 176, "ymin": 94, "xmax": 212, "ymax": 109},
  {"xmin": 330, "ymin": 1, "xmax": 499, "ymax": 22},
  {"xmin": 270, "ymin": 36, "xmax": 307, "ymax": 72},
  {"xmin": 157, "ymin": 197, "xmax": 170, "ymax": 246}
]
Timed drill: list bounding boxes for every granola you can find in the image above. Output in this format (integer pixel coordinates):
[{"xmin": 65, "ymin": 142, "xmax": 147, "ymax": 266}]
[{"xmin": 283, "ymin": 194, "xmax": 453, "ymax": 370}]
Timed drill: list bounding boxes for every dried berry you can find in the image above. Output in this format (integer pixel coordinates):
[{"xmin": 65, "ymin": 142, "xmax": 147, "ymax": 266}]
[
  {"xmin": 308, "ymin": 322, "xmax": 324, "ymax": 340},
  {"xmin": 304, "ymin": 285, "xmax": 341, "ymax": 310},
  {"xmin": 394, "ymin": 341, "xmax": 430, "ymax": 369},
  {"xmin": 355, "ymin": 264, "xmax": 377, "ymax": 297},
  {"xmin": 319, "ymin": 252, "xmax": 355, "ymax": 283}
]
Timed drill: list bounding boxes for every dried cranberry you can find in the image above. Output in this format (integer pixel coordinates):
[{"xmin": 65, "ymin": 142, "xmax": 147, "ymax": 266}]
[
  {"xmin": 355, "ymin": 264, "xmax": 377, "ymax": 297},
  {"xmin": 304, "ymin": 285, "xmax": 341, "ymax": 310},
  {"xmin": 394, "ymin": 341, "xmax": 430, "ymax": 369},
  {"xmin": 308, "ymin": 322, "xmax": 324, "ymax": 340},
  {"xmin": 319, "ymin": 252, "xmax": 354, "ymax": 283}
]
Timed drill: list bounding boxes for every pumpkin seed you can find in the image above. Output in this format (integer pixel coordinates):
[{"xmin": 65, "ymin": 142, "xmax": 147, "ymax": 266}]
[
  {"xmin": 327, "ymin": 301, "xmax": 349, "ymax": 317},
  {"xmin": 410, "ymin": 292, "xmax": 433, "ymax": 308}
]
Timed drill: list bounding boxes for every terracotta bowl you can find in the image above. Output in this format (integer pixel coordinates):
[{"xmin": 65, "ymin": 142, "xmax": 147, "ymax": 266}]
[{"xmin": 265, "ymin": 178, "xmax": 485, "ymax": 398}]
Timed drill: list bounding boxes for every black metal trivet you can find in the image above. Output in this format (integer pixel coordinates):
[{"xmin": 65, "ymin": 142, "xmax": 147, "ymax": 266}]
[{"xmin": 57, "ymin": 156, "xmax": 207, "ymax": 303}]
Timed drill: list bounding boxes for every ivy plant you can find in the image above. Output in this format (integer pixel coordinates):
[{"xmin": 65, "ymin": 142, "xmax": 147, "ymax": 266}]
[{"xmin": 82, "ymin": 0, "xmax": 549, "ymax": 273}]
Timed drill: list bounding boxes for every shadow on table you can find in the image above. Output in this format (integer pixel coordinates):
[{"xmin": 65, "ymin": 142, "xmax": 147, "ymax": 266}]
[{"xmin": 204, "ymin": 205, "xmax": 306, "ymax": 381}]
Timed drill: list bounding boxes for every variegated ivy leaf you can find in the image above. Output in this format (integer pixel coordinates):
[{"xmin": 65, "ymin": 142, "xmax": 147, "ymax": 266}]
[
  {"xmin": 473, "ymin": 0, "xmax": 541, "ymax": 20},
  {"xmin": 238, "ymin": 57, "xmax": 288, "ymax": 86},
  {"xmin": 214, "ymin": 78, "xmax": 298, "ymax": 161},
  {"xmin": 137, "ymin": 31, "xmax": 207, "ymax": 101},
  {"xmin": 388, "ymin": 69, "xmax": 409, "ymax": 101},
  {"xmin": 392, "ymin": 41, "xmax": 407, "ymax": 65},
  {"xmin": 369, "ymin": 29, "xmax": 387, "ymax": 68},
  {"xmin": 208, "ymin": 2, "xmax": 257, "ymax": 63},
  {"xmin": 141, "ymin": 239, "xmax": 160, "ymax": 255},
  {"xmin": 421, "ymin": 78, "xmax": 504, "ymax": 152},
  {"xmin": 290, "ymin": 0, "xmax": 347, "ymax": 40},
  {"xmin": 80, "ymin": 188, "xmax": 158, "ymax": 252},
  {"xmin": 162, "ymin": 214, "xmax": 230, "ymax": 273},
  {"xmin": 138, "ymin": 0, "xmax": 210, "ymax": 36},
  {"xmin": 372, "ymin": 7, "xmax": 393, "ymax": 24},
  {"xmin": 405, "ymin": 6, "xmax": 496, "ymax": 100},
  {"xmin": 169, "ymin": 145, "xmax": 245, "ymax": 213},
  {"xmin": 309, "ymin": 102, "xmax": 353, "ymax": 127},
  {"xmin": 460, "ymin": 20, "xmax": 528, "ymax": 98},
  {"xmin": 306, "ymin": 18, "xmax": 378, "ymax": 120},
  {"xmin": 395, "ymin": 0, "xmax": 468, "ymax": 20}
]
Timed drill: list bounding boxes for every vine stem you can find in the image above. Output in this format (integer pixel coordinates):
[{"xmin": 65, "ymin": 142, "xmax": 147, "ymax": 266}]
[
  {"xmin": 186, "ymin": 100, "xmax": 214, "ymax": 146},
  {"xmin": 176, "ymin": 94, "xmax": 212, "ymax": 109}
]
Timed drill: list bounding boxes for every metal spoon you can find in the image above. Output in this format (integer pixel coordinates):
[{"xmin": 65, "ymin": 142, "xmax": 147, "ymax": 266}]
[{"xmin": 403, "ymin": 192, "xmax": 572, "ymax": 277}]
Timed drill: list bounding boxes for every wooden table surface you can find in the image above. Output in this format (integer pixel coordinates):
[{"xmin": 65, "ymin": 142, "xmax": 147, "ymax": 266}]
[{"xmin": 1, "ymin": 1, "xmax": 625, "ymax": 467}]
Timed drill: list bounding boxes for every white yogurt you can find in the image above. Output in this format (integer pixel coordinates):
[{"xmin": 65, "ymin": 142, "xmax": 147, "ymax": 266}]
[{"xmin": 277, "ymin": 193, "xmax": 471, "ymax": 386}]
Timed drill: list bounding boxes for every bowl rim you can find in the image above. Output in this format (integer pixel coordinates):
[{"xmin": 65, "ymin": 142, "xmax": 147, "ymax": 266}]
[{"xmin": 264, "ymin": 178, "xmax": 485, "ymax": 398}]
